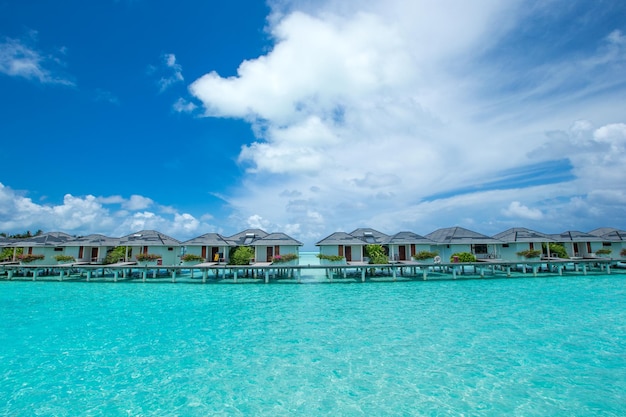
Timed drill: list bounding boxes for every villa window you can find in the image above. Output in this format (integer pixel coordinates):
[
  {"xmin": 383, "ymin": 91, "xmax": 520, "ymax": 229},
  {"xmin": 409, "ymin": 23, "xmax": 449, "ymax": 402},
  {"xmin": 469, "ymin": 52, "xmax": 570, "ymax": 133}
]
[{"xmin": 473, "ymin": 244, "xmax": 488, "ymax": 254}]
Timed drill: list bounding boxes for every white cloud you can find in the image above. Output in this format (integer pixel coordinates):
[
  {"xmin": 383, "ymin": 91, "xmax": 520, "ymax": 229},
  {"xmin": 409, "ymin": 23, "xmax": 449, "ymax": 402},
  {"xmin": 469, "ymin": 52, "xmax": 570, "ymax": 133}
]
[
  {"xmin": 94, "ymin": 88, "xmax": 120, "ymax": 105},
  {"xmin": 247, "ymin": 214, "xmax": 271, "ymax": 229},
  {"xmin": 0, "ymin": 35, "xmax": 74, "ymax": 85},
  {"xmin": 186, "ymin": 0, "xmax": 626, "ymax": 242},
  {"xmin": 502, "ymin": 201, "xmax": 543, "ymax": 220},
  {"xmin": 173, "ymin": 97, "xmax": 197, "ymax": 113},
  {"xmin": 122, "ymin": 194, "xmax": 154, "ymax": 210},
  {"xmin": 0, "ymin": 183, "xmax": 214, "ymax": 240},
  {"xmin": 157, "ymin": 53, "xmax": 184, "ymax": 92}
]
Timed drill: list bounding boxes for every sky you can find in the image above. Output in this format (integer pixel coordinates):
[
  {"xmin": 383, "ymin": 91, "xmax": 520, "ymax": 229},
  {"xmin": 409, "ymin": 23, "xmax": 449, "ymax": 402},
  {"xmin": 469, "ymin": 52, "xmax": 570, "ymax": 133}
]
[{"xmin": 1, "ymin": 0, "xmax": 625, "ymax": 248}]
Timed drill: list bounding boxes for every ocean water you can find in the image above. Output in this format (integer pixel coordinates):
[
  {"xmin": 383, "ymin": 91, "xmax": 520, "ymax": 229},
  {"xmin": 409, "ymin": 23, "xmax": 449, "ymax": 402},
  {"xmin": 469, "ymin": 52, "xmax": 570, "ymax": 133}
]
[{"xmin": 1, "ymin": 272, "xmax": 625, "ymax": 416}]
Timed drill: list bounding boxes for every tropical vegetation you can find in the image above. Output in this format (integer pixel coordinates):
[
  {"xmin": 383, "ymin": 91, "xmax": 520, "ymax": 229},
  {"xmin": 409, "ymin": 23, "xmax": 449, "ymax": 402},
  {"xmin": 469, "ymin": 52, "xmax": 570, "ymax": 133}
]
[
  {"xmin": 136, "ymin": 253, "xmax": 162, "ymax": 262},
  {"xmin": 316, "ymin": 254, "xmax": 345, "ymax": 262},
  {"xmin": 450, "ymin": 252, "xmax": 476, "ymax": 262},
  {"xmin": 516, "ymin": 249, "xmax": 542, "ymax": 259},
  {"xmin": 1, "ymin": 247, "xmax": 22, "ymax": 262},
  {"xmin": 544, "ymin": 243, "xmax": 568, "ymax": 258},
  {"xmin": 104, "ymin": 246, "xmax": 127, "ymax": 264},
  {"xmin": 365, "ymin": 244, "xmax": 388, "ymax": 264},
  {"xmin": 17, "ymin": 254, "xmax": 45, "ymax": 263},
  {"xmin": 412, "ymin": 250, "xmax": 439, "ymax": 261},
  {"xmin": 228, "ymin": 246, "xmax": 255, "ymax": 265},
  {"xmin": 595, "ymin": 248, "xmax": 612, "ymax": 256},
  {"xmin": 54, "ymin": 255, "xmax": 75, "ymax": 263},
  {"xmin": 271, "ymin": 253, "xmax": 298, "ymax": 263},
  {"xmin": 181, "ymin": 253, "xmax": 204, "ymax": 262}
]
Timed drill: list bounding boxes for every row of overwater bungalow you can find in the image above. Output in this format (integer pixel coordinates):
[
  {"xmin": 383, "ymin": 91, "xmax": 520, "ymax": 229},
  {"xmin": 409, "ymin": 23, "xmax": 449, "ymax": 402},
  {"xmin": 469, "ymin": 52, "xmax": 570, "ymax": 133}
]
[{"xmin": 1, "ymin": 226, "xmax": 625, "ymax": 267}]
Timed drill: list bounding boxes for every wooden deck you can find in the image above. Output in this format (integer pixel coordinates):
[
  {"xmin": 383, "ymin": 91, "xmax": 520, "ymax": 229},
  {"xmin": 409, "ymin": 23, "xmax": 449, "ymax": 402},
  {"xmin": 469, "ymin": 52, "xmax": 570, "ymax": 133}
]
[{"xmin": 1, "ymin": 258, "xmax": 623, "ymax": 284}]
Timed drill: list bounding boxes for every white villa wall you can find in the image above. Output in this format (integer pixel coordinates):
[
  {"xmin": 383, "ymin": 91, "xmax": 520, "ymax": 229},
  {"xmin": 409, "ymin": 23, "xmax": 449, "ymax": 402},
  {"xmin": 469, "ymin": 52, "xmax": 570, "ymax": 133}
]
[
  {"xmin": 387, "ymin": 244, "xmax": 431, "ymax": 261},
  {"xmin": 255, "ymin": 245, "xmax": 300, "ymax": 262},
  {"xmin": 129, "ymin": 245, "xmax": 181, "ymax": 265},
  {"xmin": 184, "ymin": 245, "xmax": 230, "ymax": 263},
  {"xmin": 499, "ymin": 242, "xmax": 544, "ymax": 262},
  {"xmin": 430, "ymin": 244, "xmax": 472, "ymax": 261}
]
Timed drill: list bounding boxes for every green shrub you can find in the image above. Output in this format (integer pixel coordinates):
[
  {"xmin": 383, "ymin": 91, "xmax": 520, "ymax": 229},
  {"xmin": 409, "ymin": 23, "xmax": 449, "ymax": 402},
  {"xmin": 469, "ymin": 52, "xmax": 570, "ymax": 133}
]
[
  {"xmin": 17, "ymin": 254, "xmax": 45, "ymax": 263},
  {"xmin": 317, "ymin": 254, "xmax": 345, "ymax": 262},
  {"xmin": 1, "ymin": 247, "xmax": 21, "ymax": 262},
  {"xmin": 54, "ymin": 255, "xmax": 75, "ymax": 262},
  {"xmin": 516, "ymin": 249, "xmax": 542, "ymax": 259},
  {"xmin": 104, "ymin": 246, "xmax": 127, "ymax": 264},
  {"xmin": 595, "ymin": 248, "xmax": 612, "ymax": 255},
  {"xmin": 271, "ymin": 253, "xmax": 298, "ymax": 263},
  {"xmin": 228, "ymin": 246, "xmax": 255, "ymax": 265},
  {"xmin": 450, "ymin": 252, "xmax": 476, "ymax": 263},
  {"xmin": 136, "ymin": 253, "xmax": 162, "ymax": 262},
  {"xmin": 365, "ymin": 244, "xmax": 388, "ymax": 264},
  {"xmin": 544, "ymin": 243, "xmax": 568, "ymax": 259},
  {"xmin": 181, "ymin": 253, "xmax": 204, "ymax": 262},
  {"xmin": 621, "ymin": 248, "xmax": 626, "ymax": 257},
  {"xmin": 412, "ymin": 251, "xmax": 439, "ymax": 261}
]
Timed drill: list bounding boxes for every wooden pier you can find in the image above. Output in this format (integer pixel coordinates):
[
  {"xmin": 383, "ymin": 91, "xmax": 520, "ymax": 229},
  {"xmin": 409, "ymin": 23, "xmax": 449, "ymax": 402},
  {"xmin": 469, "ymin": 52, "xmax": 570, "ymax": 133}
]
[{"xmin": 1, "ymin": 258, "xmax": 624, "ymax": 284}]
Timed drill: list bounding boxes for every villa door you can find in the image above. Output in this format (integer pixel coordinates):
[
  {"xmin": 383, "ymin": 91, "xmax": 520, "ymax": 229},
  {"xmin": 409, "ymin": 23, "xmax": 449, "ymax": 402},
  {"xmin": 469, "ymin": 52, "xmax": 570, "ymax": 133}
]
[
  {"xmin": 345, "ymin": 246, "xmax": 352, "ymax": 261},
  {"xmin": 266, "ymin": 246, "xmax": 273, "ymax": 261},
  {"xmin": 91, "ymin": 247, "xmax": 98, "ymax": 262},
  {"xmin": 399, "ymin": 245, "xmax": 407, "ymax": 261}
]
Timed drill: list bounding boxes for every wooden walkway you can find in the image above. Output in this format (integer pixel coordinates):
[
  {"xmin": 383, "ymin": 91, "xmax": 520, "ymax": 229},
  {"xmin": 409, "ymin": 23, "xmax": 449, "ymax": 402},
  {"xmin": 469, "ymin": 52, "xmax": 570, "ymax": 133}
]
[{"xmin": 0, "ymin": 258, "xmax": 623, "ymax": 284}]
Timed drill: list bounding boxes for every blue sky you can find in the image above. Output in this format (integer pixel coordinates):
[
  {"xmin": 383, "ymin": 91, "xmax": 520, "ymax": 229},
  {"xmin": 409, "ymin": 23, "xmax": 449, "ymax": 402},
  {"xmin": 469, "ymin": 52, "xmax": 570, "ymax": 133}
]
[{"xmin": 1, "ymin": 0, "xmax": 625, "ymax": 247}]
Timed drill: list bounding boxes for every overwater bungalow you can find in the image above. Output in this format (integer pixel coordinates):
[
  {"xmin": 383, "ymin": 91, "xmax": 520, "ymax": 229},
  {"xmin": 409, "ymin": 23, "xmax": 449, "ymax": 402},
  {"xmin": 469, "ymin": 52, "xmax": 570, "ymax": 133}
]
[
  {"xmin": 61, "ymin": 233, "xmax": 120, "ymax": 264},
  {"xmin": 250, "ymin": 232, "xmax": 303, "ymax": 263},
  {"xmin": 384, "ymin": 231, "xmax": 435, "ymax": 262},
  {"xmin": 118, "ymin": 230, "xmax": 181, "ymax": 265},
  {"xmin": 588, "ymin": 227, "xmax": 626, "ymax": 258},
  {"xmin": 492, "ymin": 227, "xmax": 556, "ymax": 261},
  {"xmin": 224, "ymin": 229, "xmax": 269, "ymax": 262},
  {"xmin": 425, "ymin": 227, "xmax": 503, "ymax": 261},
  {"xmin": 316, "ymin": 232, "xmax": 366, "ymax": 262},
  {"xmin": 5, "ymin": 232, "xmax": 73, "ymax": 265},
  {"xmin": 181, "ymin": 233, "xmax": 231, "ymax": 264},
  {"xmin": 551, "ymin": 231, "xmax": 604, "ymax": 258},
  {"xmin": 349, "ymin": 228, "xmax": 389, "ymax": 244}
]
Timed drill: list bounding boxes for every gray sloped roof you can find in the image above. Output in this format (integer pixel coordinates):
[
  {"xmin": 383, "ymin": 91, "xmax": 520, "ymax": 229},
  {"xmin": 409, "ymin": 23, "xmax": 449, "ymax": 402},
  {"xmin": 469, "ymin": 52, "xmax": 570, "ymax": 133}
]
[
  {"xmin": 226, "ymin": 229, "xmax": 269, "ymax": 245},
  {"xmin": 250, "ymin": 232, "xmax": 303, "ymax": 246},
  {"xmin": 349, "ymin": 228, "xmax": 389, "ymax": 244},
  {"xmin": 492, "ymin": 228, "xmax": 556, "ymax": 243},
  {"xmin": 383, "ymin": 231, "xmax": 435, "ymax": 245},
  {"xmin": 7, "ymin": 231, "xmax": 73, "ymax": 247},
  {"xmin": 181, "ymin": 233, "xmax": 232, "ymax": 246},
  {"xmin": 316, "ymin": 232, "xmax": 366, "ymax": 246},
  {"xmin": 551, "ymin": 230, "xmax": 604, "ymax": 242},
  {"xmin": 425, "ymin": 227, "xmax": 503, "ymax": 244},
  {"xmin": 119, "ymin": 230, "xmax": 180, "ymax": 246},
  {"xmin": 62, "ymin": 234, "xmax": 120, "ymax": 247},
  {"xmin": 588, "ymin": 227, "xmax": 626, "ymax": 241}
]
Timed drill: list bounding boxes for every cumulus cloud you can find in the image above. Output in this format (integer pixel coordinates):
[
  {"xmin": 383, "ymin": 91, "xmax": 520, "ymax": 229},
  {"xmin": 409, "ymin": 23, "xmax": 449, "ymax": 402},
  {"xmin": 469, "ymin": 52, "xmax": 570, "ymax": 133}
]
[
  {"xmin": 173, "ymin": 97, "xmax": 197, "ymax": 113},
  {"xmin": 0, "ymin": 35, "xmax": 74, "ymax": 85},
  {"xmin": 0, "ymin": 183, "xmax": 212, "ymax": 240},
  {"xmin": 123, "ymin": 194, "xmax": 154, "ymax": 211},
  {"xmin": 184, "ymin": 0, "xmax": 626, "ymax": 241},
  {"xmin": 502, "ymin": 201, "xmax": 543, "ymax": 220}
]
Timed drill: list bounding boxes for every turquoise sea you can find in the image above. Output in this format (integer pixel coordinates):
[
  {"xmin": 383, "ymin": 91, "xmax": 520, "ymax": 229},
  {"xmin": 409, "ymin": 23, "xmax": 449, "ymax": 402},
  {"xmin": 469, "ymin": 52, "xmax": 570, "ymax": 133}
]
[{"xmin": 1, "ymin": 258, "xmax": 626, "ymax": 416}]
